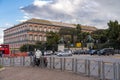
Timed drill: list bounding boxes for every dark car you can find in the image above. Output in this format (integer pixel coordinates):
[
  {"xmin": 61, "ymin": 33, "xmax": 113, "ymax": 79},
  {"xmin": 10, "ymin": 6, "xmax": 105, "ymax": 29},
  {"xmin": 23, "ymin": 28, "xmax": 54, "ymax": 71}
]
[
  {"xmin": 97, "ymin": 48, "xmax": 114, "ymax": 55},
  {"xmin": 88, "ymin": 50, "xmax": 97, "ymax": 55},
  {"xmin": 73, "ymin": 50, "xmax": 85, "ymax": 55}
]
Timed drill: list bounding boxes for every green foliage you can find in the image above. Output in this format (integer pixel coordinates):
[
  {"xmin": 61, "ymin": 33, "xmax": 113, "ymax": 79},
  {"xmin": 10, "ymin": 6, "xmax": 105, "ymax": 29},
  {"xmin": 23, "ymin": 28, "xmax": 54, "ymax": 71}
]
[
  {"xmin": 107, "ymin": 20, "xmax": 120, "ymax": 49},
  {"xmin": 91, "ymin": 29, "xmax": 108, "ymax": 43},
  {"xmin": 76, "ymin": 24, "xmax": 81, "ymax": 34},
  {"xmin": 59, "ymin": 27, "xmax": 77, "ymax": 44},
  {"xmin": 34, "ymin": 41, "xmax": 43, "ymax": 50},
  {"xmin": 76, "ymin": 24, "xmax": 82, "ymax": 41},
  {"xmin": 20, "ymin": 44, "xmax": 36, "ymax": 52},
  {"xmin": 46, "ymin": 31, "xmax": 60, "ymax": 50},
  {"xmin": 77, "ymin": 32, "xmax": 89, "ymax": 42},
  {"xmin": 108, "ymin": 20, "xmax": 120, "ymax": 42}
]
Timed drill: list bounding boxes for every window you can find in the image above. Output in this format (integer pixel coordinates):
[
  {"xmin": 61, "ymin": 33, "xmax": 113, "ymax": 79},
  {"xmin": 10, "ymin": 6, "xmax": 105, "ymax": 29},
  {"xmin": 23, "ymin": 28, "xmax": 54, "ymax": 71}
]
[
  {"xmin": 44, "ymin": 28, "xmax": 46, "ymax": 32},
  {"xmin": 35, "ymin": 26, "xmax": 37, "ymax": 31},
  {"xmin": 48, "ymin": 29, "xmax": 51, "ymax": 32},
  {"xmin": 39, "ymin": 27, "xmax": 41, "ymax": 31},
  {"xmin": 30, "ymin": 26, "xmax": 32, "ymax": 30},
  {"xmin": 44, "ymin": 37, "xmax": 47, "ymax": 41},
  {"xmin": 39, "ymin": 36, "xmax": 42, "ymax": 41},
  {"xmin": 35, "ymin": 35, "xmax": 37, "ymax": 41},
  {"xmin": 30, "ymin": 35, "xmax": 33, "ymax": 41}
]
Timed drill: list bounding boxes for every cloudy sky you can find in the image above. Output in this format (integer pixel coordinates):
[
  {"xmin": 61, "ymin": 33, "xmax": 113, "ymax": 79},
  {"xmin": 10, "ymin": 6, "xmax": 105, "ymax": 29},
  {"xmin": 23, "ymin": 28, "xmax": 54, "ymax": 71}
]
[{"xmin": 0, "ymin": 0, "xmax": 120, "ymax": 43}]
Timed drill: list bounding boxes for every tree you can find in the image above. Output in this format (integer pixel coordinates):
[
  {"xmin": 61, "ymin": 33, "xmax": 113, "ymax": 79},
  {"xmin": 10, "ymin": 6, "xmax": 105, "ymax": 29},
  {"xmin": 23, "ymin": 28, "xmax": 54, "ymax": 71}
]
[
  {"xmin": 46, "ymin": 31, "xmax": 60, "ymax": 50},
  {"xmin": 76, "ymin": 24, "xmax": 82, "ymax": 42},
  {"xmin": 108, "ymin": 20, "xmax": 120, "ymax": 42},
  {"xmin": 91, "ymin": 29, "xmax": 108, "ymax": 43},
  {"xmin": 59, "ymin": 27, "xmax": 76, "ymax": 45},
  {"xmin": 20, "ymin": 44, "xmax": 35, "ymax": 52},
  {"xmin": 107, "ymin": 20, "xmax": 120, "ymax": 49},
  {"xmin": 35, "ymin": 41, "xmax": 45, "ymax": 50}
]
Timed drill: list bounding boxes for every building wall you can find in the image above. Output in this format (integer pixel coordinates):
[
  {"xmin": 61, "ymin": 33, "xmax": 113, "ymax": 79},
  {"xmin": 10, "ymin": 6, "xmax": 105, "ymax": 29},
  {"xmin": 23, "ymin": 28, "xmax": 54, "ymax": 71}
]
[
  {"xmin": 4, "ymin": 19, "xmax": 97, "ymax": 53},
  {"xmin": 4, "ymin": 22, "xmax": 60, "ymax": 53}
]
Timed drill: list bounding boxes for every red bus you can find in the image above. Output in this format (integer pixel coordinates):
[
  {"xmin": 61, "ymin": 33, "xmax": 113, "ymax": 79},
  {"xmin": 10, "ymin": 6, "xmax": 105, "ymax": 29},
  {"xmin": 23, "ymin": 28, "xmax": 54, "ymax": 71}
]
[{"xmin": 0, "ymin": 44, "xmax": 10, "ymax": 55}]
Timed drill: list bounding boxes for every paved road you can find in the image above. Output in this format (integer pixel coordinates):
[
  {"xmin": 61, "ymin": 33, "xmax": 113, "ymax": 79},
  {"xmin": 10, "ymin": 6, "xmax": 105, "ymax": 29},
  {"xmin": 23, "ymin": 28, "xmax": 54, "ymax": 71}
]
[{"xmin": 0, "ymin": 67, "xmax": 97, "ymax": 80}]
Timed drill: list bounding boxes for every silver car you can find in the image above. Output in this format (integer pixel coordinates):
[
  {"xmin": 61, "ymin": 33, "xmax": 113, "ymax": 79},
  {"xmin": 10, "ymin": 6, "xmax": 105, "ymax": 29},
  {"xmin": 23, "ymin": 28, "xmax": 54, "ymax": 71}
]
[{"xmin": 57, "ymin": 50, "xmax": 72, "ymax": 56}]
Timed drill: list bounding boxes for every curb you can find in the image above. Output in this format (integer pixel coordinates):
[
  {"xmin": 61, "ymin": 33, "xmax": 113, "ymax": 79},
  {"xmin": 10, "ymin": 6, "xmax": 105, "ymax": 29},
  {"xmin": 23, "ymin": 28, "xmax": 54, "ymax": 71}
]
[{"xmin": 0, "ymin": 67, "xmax": 5, "ymax": 72}]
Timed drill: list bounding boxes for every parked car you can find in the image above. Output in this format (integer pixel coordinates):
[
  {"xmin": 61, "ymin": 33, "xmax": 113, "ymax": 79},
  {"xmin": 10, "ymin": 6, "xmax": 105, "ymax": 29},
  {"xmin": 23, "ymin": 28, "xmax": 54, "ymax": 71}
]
[
  {"xmin": 73, "ymin": 50, "xmax": 85, "ymax": 55},
  {"xmin": 88, "ymin": 50, "xmax": 99, "ymax": 55},
  {"xmin": 97, "ymin": 48, "xmax": 114, "ymax": 55},
  {"xmin": 57, "ymin": 50, "xmax": 72, "ymax": 56},
  {"xmin": 44, "ymin": 50, "xmax": 53, "ymax": 56},
  {"xmin": 54, "ymin": 51, "xmax": 62, "ymax": 55}
]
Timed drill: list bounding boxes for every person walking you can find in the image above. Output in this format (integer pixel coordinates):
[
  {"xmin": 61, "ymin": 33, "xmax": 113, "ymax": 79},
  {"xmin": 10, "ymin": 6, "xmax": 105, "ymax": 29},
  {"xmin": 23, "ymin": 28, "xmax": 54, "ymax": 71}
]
[{"xmin": 34, "ymin": 49, "xmax": 42, "ymax": 66}]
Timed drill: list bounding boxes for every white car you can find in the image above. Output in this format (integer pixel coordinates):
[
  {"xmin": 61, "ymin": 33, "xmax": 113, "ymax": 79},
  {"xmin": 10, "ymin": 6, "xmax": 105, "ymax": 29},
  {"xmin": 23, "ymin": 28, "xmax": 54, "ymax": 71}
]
[
  {"xmin": 44, "ymin": 50, "xmax": 53, "ymax": 56},
  {"xmin": 57, "ymin": 50, "xmax": 72, "ymax": 56}
]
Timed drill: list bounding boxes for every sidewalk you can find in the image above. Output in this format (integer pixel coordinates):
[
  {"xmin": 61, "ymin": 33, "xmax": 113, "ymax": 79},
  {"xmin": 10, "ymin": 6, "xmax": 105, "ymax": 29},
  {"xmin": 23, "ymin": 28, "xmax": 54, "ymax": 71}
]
[{"xmin": 0, "ymin": 67, "xmax": 97, "ymax": 80}]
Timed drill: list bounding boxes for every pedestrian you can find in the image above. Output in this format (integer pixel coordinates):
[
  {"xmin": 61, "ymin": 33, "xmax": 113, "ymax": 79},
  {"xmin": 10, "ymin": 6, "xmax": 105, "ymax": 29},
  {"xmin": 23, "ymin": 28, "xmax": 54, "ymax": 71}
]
[{"xmin": 34, "ymin": 49, "xmax": 42, "ymax": 66}]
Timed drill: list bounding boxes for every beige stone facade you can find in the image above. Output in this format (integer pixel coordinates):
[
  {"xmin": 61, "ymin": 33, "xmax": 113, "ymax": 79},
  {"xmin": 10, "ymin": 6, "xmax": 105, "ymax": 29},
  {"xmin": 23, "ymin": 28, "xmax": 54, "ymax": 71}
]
[{"xmin": 4, "ymin": 18, "xmax": 97, "ymax": 53}]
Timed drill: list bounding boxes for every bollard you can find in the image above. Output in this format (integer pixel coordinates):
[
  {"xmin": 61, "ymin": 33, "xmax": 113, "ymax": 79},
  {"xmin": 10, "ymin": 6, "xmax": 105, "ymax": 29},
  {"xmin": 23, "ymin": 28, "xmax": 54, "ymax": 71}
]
[
  {"xmin": 72, "ymin": 58, "xmax": 74, "ymax": 72},
  {"xmin": 98, "ymin": 61, "xmax": 101, "ymax": 79},
  {"xmin": 30, "ymin": 56, "xmax": 33, "ymax": 66},
  {"xmin": 74, "ymin": 59, "xmax": 77, "ymax": 73},
  {"xmin": 41, "ymin": 57, "xmax": 44, "ymax": 68},
  {"xmin": 87, "ymin": 60, "xmax": 90, "ymax": 77},
  {"xmin": 10, "ymin": 57, "xmax": 13, "ymax": 66},
  {"xmin": 85, "ymin": 59, "xmax": 87, "ymax": 74},
  {"xmin": 49, "ymin": 57, "xmax": 52, "ymax": 69},
  {"xmin": 22, "ymin": 57, "xmax": 25, "ymax": 66},
  {"xmin": 12, "ymin": 57, "xmax": 15, "ymax": 66},
  {"xmin": 63, "ymin": 58, "xmax": 65, "ymax": 71},
  {"xmin": 20, "ymin": 57, "xmax": 23, "ymax": 66},
  {"xmin": 52, "ymin": 57, "xmax": 55, "ymax": 69},
  {"xmin": 101, "ymin": 61, "xmax": 105, "ymax": 80},
  {"xmin": 113, "ymin": 63, "xmax": 117, "ymax": 80},
  {"xmin": 60, "ymin": 58, "xmax": 62, "ymax": 71}
]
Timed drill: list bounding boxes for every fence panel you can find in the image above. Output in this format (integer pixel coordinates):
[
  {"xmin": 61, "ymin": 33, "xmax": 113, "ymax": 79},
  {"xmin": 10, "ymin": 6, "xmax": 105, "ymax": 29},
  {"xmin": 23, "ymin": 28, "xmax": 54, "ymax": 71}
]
[
  {"xmin": 89, "ymin": 60, "xmax": 99, "ymax": 77},
  {"xmin": 104, "ymin": 62, "xmax": 114, "ymax": 80},
  {"xmin": 2, "ymin": 57, "xmax": 11, "ymax": 66},
  {"xmin": 76, "ymin": 59, "xmax": 86, "ymax": 74},
  {"xmin": 24, "ymin": 56, "xmax": 32, "ymax": 66},
  {"xmin": 64, "ymin": 58, "xmax": 73, "ymax": 71},
  {"xmin": 53, "ymin": 57, "xmax": 61, "ymax": 70},
  {"xmin": 14, "ymin": 57, "xmax": 21, "ymax": 66}
]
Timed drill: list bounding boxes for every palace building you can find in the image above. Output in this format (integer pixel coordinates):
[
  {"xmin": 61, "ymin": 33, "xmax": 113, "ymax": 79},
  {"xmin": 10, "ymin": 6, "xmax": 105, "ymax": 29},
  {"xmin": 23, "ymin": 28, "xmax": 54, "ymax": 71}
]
[{"xmin": 4, "ymin": 18, "xmax": 97, "ymax": 53}]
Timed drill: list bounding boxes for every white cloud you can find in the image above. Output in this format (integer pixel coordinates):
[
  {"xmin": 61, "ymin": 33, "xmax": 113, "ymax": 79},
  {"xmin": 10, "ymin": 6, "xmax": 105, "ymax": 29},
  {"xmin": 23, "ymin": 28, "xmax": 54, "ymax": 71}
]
[
  {"xmin": 20, "ymin": 0, "xmax": 120, "ymax": 29},
  {"xmin": 5, "ymin": 23, "xmax": 13, "ymax": 27},
  {"xmin": 34, "ymin": 0, "xmax": 52, "ymax": 7},
  {"xmin": 0, "ymin": 23, "xmax": 14, "ymax": 44},
  {"xmin": 16, "ymin": 15, "xmax": 30, "ymax": 22}
]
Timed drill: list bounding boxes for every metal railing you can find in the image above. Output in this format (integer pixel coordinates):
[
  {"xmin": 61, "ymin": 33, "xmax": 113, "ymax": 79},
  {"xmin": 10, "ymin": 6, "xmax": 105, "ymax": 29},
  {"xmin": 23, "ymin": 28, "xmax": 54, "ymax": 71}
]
[{"xmin": 0, "ymin": 56, "xmax": 120, "ymax": 80}]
